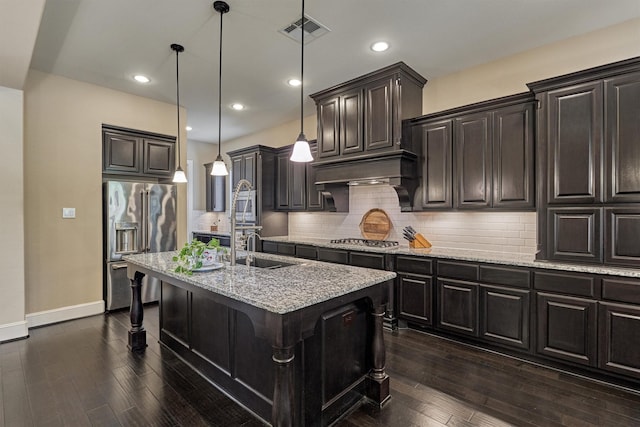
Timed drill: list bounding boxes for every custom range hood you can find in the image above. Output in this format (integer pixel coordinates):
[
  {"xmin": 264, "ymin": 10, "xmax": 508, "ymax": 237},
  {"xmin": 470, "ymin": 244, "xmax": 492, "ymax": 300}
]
[{"xmin": 313, "ymin": 149, "xmax": 419, "ymax": 212}]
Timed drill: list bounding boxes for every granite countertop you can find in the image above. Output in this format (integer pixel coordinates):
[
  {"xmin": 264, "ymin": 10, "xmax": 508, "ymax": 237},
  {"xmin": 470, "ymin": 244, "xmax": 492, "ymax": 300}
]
[
  {"xmin": 261, "ymin": 236, "xmax": 640, "ymax": 279},
  {"xmin": 124, "ymin": 251, "xmax": 396, "ymax": 314}
]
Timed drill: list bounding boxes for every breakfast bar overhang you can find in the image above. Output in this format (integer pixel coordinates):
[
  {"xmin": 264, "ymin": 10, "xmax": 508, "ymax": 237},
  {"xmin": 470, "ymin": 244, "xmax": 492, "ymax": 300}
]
[{"xmin": 124, "ymin": 252, "xmax": 395, "ymax": 427}]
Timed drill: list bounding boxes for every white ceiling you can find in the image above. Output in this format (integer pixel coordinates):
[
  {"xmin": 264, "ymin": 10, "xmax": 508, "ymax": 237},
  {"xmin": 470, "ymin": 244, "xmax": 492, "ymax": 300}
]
[{"xmin": 28, "ymin": 0, "xmax": 640, "ymax": 144}]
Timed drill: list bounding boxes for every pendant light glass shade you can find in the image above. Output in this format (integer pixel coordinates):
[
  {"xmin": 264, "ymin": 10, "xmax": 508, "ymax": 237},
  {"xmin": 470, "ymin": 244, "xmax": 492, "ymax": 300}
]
[
  {"xmin": 290, "ymin": 132, "xmax": 314, "ymax": 162},
  {"xmin": 172, "ymin": 166, "xmax": 188, "ymax": 183},
  {"xmin": 290, "ymin": 0, "xmax": 313, "ymax": 163},
  {"xmin": 210, "ymin": 1, "xmax": 230, "ymax": 176},
  {"xmin": 211, "ymin": 154, "xmax": 229, "ymax": 176},
  {"xmin": 171, "ymin": 43, "xmax": 187, "ymax": 183}
]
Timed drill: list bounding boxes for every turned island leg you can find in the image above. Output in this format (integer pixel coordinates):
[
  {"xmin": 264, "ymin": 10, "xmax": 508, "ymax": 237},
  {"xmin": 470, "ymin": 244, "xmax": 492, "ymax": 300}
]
[
  {"xmin": 128, "ymin": 271, "xmax": 147, "ymax": 352},
  {"xmin": 367, "ymin": 303, "xmax": 390, "ymax": 406},
  {"xmin": 272, "ymin": 346, "xmax": 295, "ymax": 427}
]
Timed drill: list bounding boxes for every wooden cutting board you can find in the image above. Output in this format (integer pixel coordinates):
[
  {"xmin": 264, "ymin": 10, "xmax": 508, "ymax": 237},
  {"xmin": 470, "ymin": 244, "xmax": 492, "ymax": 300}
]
[{"xmin": 359, "ymin": 208, "xmax": 391, "ymax": 240}]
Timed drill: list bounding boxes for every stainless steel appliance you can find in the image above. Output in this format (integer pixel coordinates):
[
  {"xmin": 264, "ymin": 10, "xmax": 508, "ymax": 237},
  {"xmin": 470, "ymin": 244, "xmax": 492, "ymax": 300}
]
[
  {"xmin": 103, "ymin": 181, "xmax": 177, "ymax": 310},
  {"xmin": 234, "ymin": 189, "xmax": 256, "ymax": 223}
]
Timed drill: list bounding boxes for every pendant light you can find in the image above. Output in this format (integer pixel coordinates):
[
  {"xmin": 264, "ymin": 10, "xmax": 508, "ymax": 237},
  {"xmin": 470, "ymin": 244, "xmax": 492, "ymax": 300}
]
[
  {"xmin": 210, "ymin": 1, "xmax": 230, "ymax": 176},
  {"xmin": 171, "ymin": 43, "xmax": 188, "ymax": 183},
  {"xmin": 289, "ymin": 0, "xmax": 314, "ymax": 163}
]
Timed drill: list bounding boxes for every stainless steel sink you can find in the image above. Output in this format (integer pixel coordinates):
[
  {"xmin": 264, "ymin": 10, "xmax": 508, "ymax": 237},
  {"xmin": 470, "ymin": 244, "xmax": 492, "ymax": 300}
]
[{"xmin": 235, "ymin": 257, "xmax": 295, "ymax": 269}]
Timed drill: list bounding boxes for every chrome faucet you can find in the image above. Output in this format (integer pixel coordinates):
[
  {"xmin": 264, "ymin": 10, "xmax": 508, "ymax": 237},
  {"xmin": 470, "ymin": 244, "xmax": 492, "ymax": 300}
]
[{"xmin": 230, "ymin": 179, "xmax": 262, "ymax": 266}]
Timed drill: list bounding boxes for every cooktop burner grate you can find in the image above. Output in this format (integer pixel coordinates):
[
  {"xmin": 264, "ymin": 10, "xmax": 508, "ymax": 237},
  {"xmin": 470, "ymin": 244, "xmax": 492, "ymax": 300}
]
[{"xmin": 330, "ymin": 238, "xmax": 399, "ymax": 248}]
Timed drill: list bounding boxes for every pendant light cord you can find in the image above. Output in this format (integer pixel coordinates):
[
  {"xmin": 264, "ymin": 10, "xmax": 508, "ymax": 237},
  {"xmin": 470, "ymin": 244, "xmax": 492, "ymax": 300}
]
[
  {"xmin": 175, "ymin": 48, "xmax": 182, "ymax": 166},
  {"xmin": 300, "ymin": 0, "xmax": 304, "ymax": 135},
  {"xmin": 218, "ymin": 8, "xmax": 223, "ymax": 158}
]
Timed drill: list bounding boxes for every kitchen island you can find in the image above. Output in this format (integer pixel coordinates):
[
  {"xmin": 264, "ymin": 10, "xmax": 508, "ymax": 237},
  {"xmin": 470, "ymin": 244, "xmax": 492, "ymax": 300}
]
[{"xmin": 124, "ymin": 251, "xmax": 396, "ymax": 427}]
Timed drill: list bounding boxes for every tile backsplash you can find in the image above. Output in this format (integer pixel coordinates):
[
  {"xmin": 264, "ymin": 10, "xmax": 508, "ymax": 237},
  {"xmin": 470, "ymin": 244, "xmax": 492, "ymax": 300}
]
[
  {"xmin": 191, "ymin": 210, "xmax": 229, "ymax": 233},
  {"xmin": 288, "ymin": 185, "xmax": 537, "ymax": 254}
]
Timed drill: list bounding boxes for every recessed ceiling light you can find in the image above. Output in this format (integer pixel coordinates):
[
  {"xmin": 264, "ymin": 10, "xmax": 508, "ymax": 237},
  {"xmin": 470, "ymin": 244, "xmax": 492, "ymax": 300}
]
[
  {"xmin": 133, "ymin": 74, "xmax": 150, "ymax": 83},
  {"xmin": 231, "ymin": 103, "xmax": 245, "ymax": 111},
  {"xmin": 185, "ymin": 126, "xmax": 192, "ymax": 131},
  {"xmin": 288, "ymin": 78, "xmax": 302, "ymax": 87},
  {"xmin": 370, "ymin": 41, "xmax": 389, "ymax": 52}
]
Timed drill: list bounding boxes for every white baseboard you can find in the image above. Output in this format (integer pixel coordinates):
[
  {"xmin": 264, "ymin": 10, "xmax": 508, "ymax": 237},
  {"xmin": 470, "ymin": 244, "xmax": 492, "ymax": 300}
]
[
  {"xmin": 0, "ymin": 320, "xmax": 28, "ymax": 342},
  {"xmin": 26, "ymin": 300, "xmax": 105, "ymax": 329}
]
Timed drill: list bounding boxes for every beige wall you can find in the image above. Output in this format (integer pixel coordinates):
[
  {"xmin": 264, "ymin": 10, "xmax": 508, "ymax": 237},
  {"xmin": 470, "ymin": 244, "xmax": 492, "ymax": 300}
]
[
  {"xmin": 0, "ymin": 86, "xmax": 26, "ymax": 335},
  {"xmin": 423, "ymin": 18, "xmax": 640, "ymax": 114},
  {"xmin": 24, "ymin": 70, "xmax": 187, "ymax": 314}
]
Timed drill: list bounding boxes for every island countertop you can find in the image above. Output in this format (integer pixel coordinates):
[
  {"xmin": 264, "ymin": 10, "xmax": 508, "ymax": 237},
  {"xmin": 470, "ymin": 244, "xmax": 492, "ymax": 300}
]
[{"xmin": 123, "ymin": 251, "xmax": 396, "ymax": 314}]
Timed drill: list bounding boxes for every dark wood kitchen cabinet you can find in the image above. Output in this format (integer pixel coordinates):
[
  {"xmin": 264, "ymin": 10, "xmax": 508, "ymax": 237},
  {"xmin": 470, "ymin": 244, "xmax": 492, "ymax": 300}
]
[
  {"xmin": 230, "ymin": 151, "xmax": 256, "ymax": 190},
  {"xmin": 204, "ymin": 163, "xmax": 226, "ymax": 212},
  {"xmin": 306, "ymin": 142, "xmax": 324, "ymax": 211},
  {"xmin": 529, "ymin": 58, "xmax": 640, "ymax": 266},
  {"xmin": 311, "ymin": 62, "xmax": 426, "ymax": 160},
  {"xmin": 275, "ymin": 146, "xmax": 306, "ymax": 211},
  {"xmin": 413, "ymin": 118, "xmax": 453, "ymax": 209},
  {"xmin": 409, "ymin": 93, "xmax": 534, "ymax": 211},
  {"xmin": 534, "ymin": 270, "xmax": 599, "ymax": 367},
  {"xmin": 102, "ymin": 125, "xmax": 175, "ymax": 178},
  {"xmin": 437, "ymin": 278, "xmax": 479, "ymax": 337},
  {"xmin": 454, "ymin": 95, "xmax": 535, "ymax": 209},
  {"xmin": 396, "ymin": 256, "xmax": 434, "ymax": 327},
  {"xmin": 547, "ymin": 207, "xmax": 602, "ymax": 263}
]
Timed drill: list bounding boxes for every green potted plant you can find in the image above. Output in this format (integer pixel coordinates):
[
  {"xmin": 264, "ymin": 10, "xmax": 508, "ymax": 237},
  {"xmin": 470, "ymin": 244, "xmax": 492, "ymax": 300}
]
[{"xmin": 173, "ymin": 238, "xmax": 224, "ymax": 275}]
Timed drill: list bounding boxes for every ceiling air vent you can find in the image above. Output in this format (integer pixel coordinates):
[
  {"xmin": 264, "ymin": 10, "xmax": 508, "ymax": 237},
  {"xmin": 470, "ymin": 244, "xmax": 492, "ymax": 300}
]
[{"xmin": 279, "ymin": 15, "xmax": 330, "ymax": 43}]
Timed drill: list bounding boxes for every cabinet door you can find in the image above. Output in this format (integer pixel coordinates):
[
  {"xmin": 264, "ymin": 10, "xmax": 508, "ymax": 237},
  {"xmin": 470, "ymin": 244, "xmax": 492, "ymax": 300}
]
[
  {"xmin": 243, "ymin": 153, "xmax": 256, "ymax": 187},
  {"xmin": 599, "ymin": 302, "xmax": 640, "ymax": 379},
  {"xmin": 605, "ymin": 207, "xmax": 640, "ymax": 267},
  {"xmin": 306, "ymin": 144, "xmax": 324, "ymax": 210},
  {"xmin": 204, "ymin": 163, "xmax": 226, "ymax": 212},
  {"xmin": 418, "ymin": 119, "xmax": 453, "ymax": 209},
  {"xmin": 289, "ymin": 159, "xmax": 306, "ymax": 211},
  {"xmin": 437, "ymin": 279, "xmax": 479, "ymax": 337},
  {"xmin": 231, "ymin": 155, "xmax": 243, "ymax": 189},
  {"xmin": 547, "ymin": 207, "xmax": 602, "ymax": 263},
  {"xmin": 318, "ymin": 96, "xmax": 340, "ymax": 158},
  {"xmin": 605, "ymin": 72, "xmax": 640, "ymax": 203},
  {"xmin": 492, "ymin": 102, "xmax": 535, "ymax": 209},
  {"xmin": 275, "ymin": 152, "xmax": 290, "ymax": 210},
  {"xmin": 480, "ymin": 285, "xmax": 529, "ymax": 350},
  {"xmin": 398, "ymin": 274, "xmax": 433, "ymax": 326},
  {"xmin": 143, "ymin": 138, "xmax": 175, "ymax": 177},
  {"xmin": 103, "ymin": 131, "xmax": 142, "ymax": 174},
  {"xmin": 455, "ymin": 112, "xmax": 492, "ymax": 208},
  {"xmin": 364, "ymin": 77, "xmax": 394, "ymax": 151},
  {"xmin": 340, "ymin": 89, "xmax": 363, "ymax": 155},
  {"xmin": 536, "ymin": 292, "xmax": 597, "ymax": 367},
  {"xmin": 546, "ymin": 82, "xmax": 603, "ymax": 204}
]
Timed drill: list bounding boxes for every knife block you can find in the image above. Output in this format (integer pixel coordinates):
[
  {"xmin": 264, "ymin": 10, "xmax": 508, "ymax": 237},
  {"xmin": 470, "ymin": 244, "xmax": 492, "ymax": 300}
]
[{"xmin": 409, "ymin": 233, "xmax": 432, "ymax": 248}]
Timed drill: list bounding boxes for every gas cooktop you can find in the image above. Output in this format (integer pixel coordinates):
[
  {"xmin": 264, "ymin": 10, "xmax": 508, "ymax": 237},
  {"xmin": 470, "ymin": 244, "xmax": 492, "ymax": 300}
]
[{"xmin": 330, "ymin": 238, "xmax": 399, "ymax": 248}]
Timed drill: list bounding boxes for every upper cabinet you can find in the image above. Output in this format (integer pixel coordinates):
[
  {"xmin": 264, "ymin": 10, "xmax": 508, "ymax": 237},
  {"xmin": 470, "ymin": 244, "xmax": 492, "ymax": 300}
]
[
  {"xmin": 276, "ymin": 146, "xmax": 306, "ymax": 211},
  {"xmin": 409, "ymin": 93, "xmax": 535, "ymax": 211},
  {"xmin": 311, "ymin": 62, "xmax": 426, "ymax": 161},
  {"xmin": 203, "ymin": 163, "xmax": 226, "ymax": 212},
  {"xmin": 102, "ymin": 125, "xmax": 175, "ymax": 178},
  {"xmin": 529, "ymin": 57, "xmax": 640, "ymax": 266}
]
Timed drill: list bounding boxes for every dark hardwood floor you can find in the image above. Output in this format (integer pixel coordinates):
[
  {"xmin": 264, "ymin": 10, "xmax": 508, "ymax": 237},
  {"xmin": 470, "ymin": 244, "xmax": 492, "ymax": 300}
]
[{"xmin": 1, "ymin": 306, "xmax": 639, "ymax": 426}]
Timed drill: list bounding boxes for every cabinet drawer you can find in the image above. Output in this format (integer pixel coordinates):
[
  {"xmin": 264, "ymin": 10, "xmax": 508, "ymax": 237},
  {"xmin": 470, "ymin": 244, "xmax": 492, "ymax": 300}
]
[
  {"xmin": 295, "ymin": 245, "xmax": 317, "ymax": 260},
  {"xmin": 602, "ymin": 278, "xmax": 640, "ymax": 305},
  {"xmin": 438, "ymin": 261, "xmax": 479, "ymax": 281},
  {"xmin": 317, "ymin": 248, "xmax": 349, "ymax": 265},
  {"xmin": 350, "ymin": 252, "xmax": 386, "ymax": 270},
  {"xmin": 534, "ymin": 271, "xmax": 599, "ymax": 298},
  {"xmin": 277, "ymin": 243, "xmax": 296, "ymax": 256},
  {"xmin": 262, "ymin": 241, "xmax": 278, "ymax": 254},
  {"xmin": 479, "ymin": 265, "xmax": 530, "ymax": 289},
  {"xmin": 396, "ymin": 256, "xmax": 432, "ymax": 275}
]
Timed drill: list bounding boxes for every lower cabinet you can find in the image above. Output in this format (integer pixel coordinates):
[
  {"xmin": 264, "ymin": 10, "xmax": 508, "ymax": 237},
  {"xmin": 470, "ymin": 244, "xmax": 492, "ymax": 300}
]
[
  {"xmin": 598, "ymin": 302, "xmax": 640, "ymax": 379},
  {"xmin": 398, "ymin": 274, "xmax": 433, "ymax": 326},
  {"xmin": 480, "ymin": 285, "xmax": 530, "ymax": 350},
  {"xmin": 437, "ymin": 279, "xmax": 479, "ymax": 337},
  {"xmin": 262, "ymin": 241, "xmax": 296, "ymax": 256},
  {"xmin": 536, "ymin": 292, "xmax": 598, "ymax": 367}
]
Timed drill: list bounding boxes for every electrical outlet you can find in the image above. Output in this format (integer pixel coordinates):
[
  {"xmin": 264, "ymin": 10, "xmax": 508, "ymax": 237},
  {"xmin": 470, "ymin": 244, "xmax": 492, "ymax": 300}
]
[{"xmin": 62, "ymin": 207, "xmax": 76, "ymax": 218}]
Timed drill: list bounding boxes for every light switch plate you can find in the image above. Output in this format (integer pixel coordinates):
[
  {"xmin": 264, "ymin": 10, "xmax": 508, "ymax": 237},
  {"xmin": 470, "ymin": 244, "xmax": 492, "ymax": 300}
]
[{"xmin": 62, "ymin": 207, "xmax": 76, "ymax": 218}]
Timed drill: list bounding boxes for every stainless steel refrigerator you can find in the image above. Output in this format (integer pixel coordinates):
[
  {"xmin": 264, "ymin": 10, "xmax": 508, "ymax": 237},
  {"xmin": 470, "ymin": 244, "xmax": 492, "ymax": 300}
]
[{"xmin": 103, "ymin": 181, "xmax": 177, "ymax": 311}]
